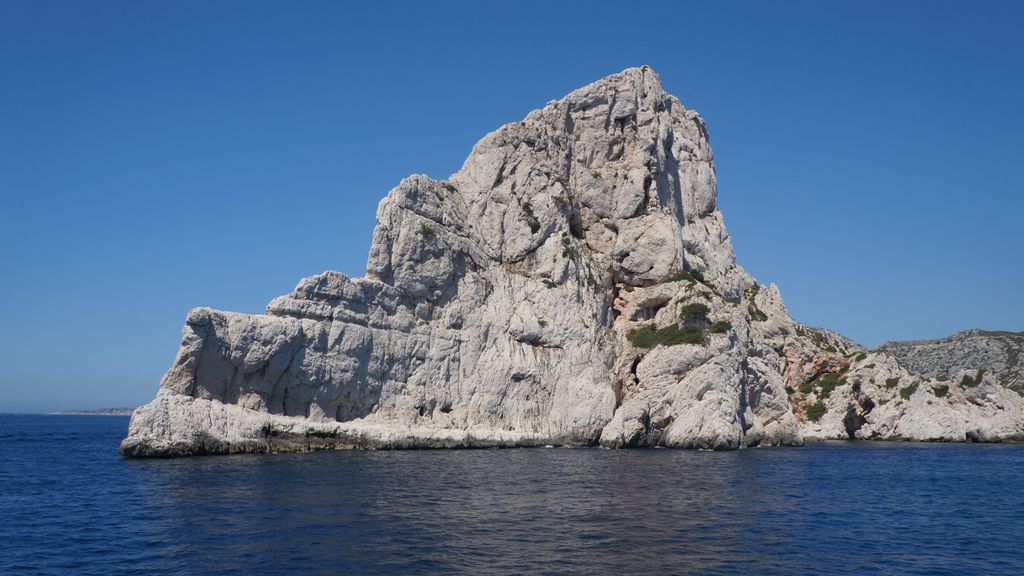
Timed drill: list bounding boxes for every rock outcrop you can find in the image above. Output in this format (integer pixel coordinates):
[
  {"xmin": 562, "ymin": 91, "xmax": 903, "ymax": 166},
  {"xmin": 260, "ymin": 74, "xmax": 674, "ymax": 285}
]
[
  {"xmin": 121, "ymin": 67, "xmax": 1022, "ymax": 457},
  {"xmin": 879, "ymin": 330, "xmax": 1023, "ymax": 392},
  {"xmin": 787, "ymin": 329, "xmax": 1024, "ymax": 443}
]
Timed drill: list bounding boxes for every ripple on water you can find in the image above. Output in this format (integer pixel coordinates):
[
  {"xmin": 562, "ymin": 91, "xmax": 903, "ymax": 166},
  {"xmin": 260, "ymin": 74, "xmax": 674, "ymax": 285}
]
[{"xmin": 1, "ymin": 416, "xmax": 1023, "ymax": 575}]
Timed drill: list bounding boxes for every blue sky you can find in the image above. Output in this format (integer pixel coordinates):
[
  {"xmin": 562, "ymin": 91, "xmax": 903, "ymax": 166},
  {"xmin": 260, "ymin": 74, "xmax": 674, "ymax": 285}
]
[{"xmin": 2, "ymin": 1, "xmax": 1022, "ymax": 412}]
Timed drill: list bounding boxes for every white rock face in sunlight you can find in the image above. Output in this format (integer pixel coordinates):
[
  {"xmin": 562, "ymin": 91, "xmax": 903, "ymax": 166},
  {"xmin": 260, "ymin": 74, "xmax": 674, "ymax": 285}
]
[
  {"xmin": 121, "ymin": 67, "xmax": 1022, "ymax": 457},
  {"xmin": 789, "ymin": 329, "xmax": 1024, "ymax": 443}
]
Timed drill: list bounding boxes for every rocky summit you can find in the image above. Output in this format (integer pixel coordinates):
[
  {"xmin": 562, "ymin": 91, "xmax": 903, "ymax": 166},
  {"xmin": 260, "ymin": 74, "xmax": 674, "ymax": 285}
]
[{"xmin": 121, "ymin": 67, "xmax": 1023, "ymax": 457}]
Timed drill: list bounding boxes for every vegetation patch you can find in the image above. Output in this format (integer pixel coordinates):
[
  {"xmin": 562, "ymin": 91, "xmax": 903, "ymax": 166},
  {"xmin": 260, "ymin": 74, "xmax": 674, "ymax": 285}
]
[
  {"xmin": 960, "ymin": 369, "xmax": 985, "ymax": 388},
  {"xmin": 678, "ymin": 302, "xmax": 710, "ymax": 325},
  {"xmin": 855, "ymin": 352, "xmax": 868, "ymax": 361},
  {"xmin": 798, "ymin": 380, "xmax": 814, "ymax": 394},
  {"xmin": 805, "ymin": 401, "xmax": 827, "ymax": 422},
  {"xmin": 885, "ymin": 377, "xmax": 901, "ymax": 389},
  {"xmin": 627, "ymin": 324, "xmax": 705, "ymax": 348},
  {"xmin": 520, "ymin": 202, "xmax": 540, "ymax": 234},
  {"xmin": 743, "ymin": 283, "xmax": 768, "ymax": 322},
  {"xmin": 665, "ymin": 270, "xmax": 704, "ymax": 284},
  {"xmin": 931, "ymin": 385, "xmax": 949, "ymax": 398},
  {"xmin": 795, "ymin": 325, "xmax": 837, "ymax": 353},
  {"xmin": 680, "ymin": 290, "xmax": 713, "ymax": 302},
  {"xmin": 936, "ymin": 374, "xmax": 949, "ymax": 382},
  {"xmin": 709, "ymin": 320, "xmax": 732, "ymax": 334},
  {"xmin": 420, "ymin": 224, "xmax": 436, "ymax": 237},
  {"xmin": 561, "ymin": 235, "xmax": 579, "ymax": 261},
  {"xmin": 678, "ymin": 302, "xmax": 710, "ymax": 315},
  {"xmin": 664, "ymin": 269, "xmax": 740, "ymax": 305},
  {"xmin": 899, "ymin": 381, "xmax": 919, "ymax": 400},
  {"xmin": 816, "ymin": 372, "xmax": 846, "ymax": 398}
]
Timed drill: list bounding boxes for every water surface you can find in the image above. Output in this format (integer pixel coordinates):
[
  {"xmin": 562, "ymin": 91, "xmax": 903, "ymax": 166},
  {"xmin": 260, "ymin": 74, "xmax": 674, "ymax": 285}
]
[{"xmin": 1, "ymin": 414, "xmax": 1022, "ymax": 575}]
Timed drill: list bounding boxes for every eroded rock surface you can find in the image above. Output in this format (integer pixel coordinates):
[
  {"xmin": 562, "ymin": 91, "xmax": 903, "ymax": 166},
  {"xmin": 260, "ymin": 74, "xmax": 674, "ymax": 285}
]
[
  {"xmin": 785, "ymin": 329, "xmax": 1024, "ymax": 443},
  {"xmin": 121, "ymin": 68, "xmax": 1022, "ymax": 457}
]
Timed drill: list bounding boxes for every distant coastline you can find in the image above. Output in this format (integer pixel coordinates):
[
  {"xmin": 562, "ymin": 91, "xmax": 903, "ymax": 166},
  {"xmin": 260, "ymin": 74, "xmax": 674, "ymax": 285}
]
[{"xmin": 53, "ymin": 407, "xmax": 135, "ymax": 416}]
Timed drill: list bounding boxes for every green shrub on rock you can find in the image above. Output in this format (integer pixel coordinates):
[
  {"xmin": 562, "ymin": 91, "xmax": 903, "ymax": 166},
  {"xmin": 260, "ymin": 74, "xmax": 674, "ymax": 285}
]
[
  {"xmin": 709, "ymin": 320, "xmax": 732, "ymax": 334},
  {"xmin": 747, "ymin": 303, "xmax": 768, "ymax": 322},
  {"xmin": 805, "ymin": 401, "xmax": 827, "ymax": 422},
  {"xmin": 960, "ymin": 369, "xmax": 985, "ymax": 388},
  {"xmin": 665, "ymin": 270, "xmax": 702, "ymax": 284},
  {"xmin": 816, "ymin": 373, "xmax": 846, "ymax": 398},
  {"xmin": 627, "ymin": 324, "xmax": 704, "ymax": 348},
  {"xmin": 678, "ymin": 303, "xmax": 710, "ymax": 324},
  {"xmin": 899, "ymin": 381, "xmax": 919, "ymax": 400}
]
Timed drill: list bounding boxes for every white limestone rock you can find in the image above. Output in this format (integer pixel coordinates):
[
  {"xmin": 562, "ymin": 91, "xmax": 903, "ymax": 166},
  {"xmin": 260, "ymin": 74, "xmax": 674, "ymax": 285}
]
[
  {"xmin": 783, "ymin": 331, "xmax": 1024, "ymax": 443},
  {"xmin": 122, "ymin": 67, "xmax": 1020, "ymax": 457}
]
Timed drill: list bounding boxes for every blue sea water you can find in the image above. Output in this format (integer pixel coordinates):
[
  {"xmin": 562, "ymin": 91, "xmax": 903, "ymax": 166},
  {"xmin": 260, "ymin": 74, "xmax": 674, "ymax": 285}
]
[{"xmin": 1, "ymin": 415, "xmax": 1023, "ymax": 575}]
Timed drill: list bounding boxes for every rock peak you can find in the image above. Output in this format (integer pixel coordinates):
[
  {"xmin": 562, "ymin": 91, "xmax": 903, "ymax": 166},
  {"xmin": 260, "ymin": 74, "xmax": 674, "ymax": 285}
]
[{"xmin": 561, "ymin": 65, "xmax": 664, "ymax": 102}]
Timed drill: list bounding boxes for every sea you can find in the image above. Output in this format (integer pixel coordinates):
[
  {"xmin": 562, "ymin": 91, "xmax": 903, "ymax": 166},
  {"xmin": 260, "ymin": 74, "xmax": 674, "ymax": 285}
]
[{"xmin": 1, "ymin": 414, "xmax": 1022, "ymax": 575}]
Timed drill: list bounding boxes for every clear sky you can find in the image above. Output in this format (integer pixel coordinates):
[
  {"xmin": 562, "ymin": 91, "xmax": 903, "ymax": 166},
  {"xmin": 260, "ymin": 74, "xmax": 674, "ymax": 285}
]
[{"xmin": 2, "ymin": 1, "xmax": 1022, "ymax": 412}]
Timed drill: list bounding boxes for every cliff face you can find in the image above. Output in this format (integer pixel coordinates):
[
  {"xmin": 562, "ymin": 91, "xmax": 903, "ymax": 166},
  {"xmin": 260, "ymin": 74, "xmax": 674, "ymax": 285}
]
[{"xmin": 121, "ymin": 68, "xmax": 1022, "ymax": 457}]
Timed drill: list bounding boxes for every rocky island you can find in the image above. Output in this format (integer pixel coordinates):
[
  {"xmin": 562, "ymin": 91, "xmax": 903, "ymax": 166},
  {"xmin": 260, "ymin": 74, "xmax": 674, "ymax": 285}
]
[
  {"xmin": 57, "ymin": 407, "xmax": 136, "ymax": 416},
  {"xmin": 121, "ymin": 67, "xmax": 1023, "ymax": 457}
]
